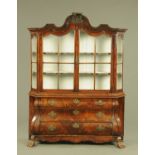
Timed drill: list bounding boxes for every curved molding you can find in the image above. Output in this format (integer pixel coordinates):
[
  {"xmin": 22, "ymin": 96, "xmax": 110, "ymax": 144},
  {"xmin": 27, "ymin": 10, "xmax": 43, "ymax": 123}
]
[{"xmin": 28, "ymin": 13, "xmax": 127, "ymax": 35}]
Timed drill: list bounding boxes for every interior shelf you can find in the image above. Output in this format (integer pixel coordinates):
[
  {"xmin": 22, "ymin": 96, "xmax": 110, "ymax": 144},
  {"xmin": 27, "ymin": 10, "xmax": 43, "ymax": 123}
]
[
  {"xmin": 32, "ymin": 52, "xmax": 113, "ymax": 55},
  {"xmin": 32, "ymin": 72, "xmax": 116, "ymax": 75}
]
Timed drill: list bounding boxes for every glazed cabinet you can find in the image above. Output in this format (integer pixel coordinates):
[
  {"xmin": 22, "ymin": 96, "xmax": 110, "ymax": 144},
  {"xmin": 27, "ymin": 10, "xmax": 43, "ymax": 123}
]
[{"xmin": 27, "ymin": 13, "xmax": 127, "ymax": 148}]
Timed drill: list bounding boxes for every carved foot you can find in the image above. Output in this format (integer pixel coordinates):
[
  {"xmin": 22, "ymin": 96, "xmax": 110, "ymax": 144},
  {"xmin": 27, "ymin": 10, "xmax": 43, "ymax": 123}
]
[
  {"xmin": 115, "ymin": 137, "xmax": 125, "ymax": 149},
  {"xmin": 27, "ymin": 135, "xmax": 36, "ymax": 147}
]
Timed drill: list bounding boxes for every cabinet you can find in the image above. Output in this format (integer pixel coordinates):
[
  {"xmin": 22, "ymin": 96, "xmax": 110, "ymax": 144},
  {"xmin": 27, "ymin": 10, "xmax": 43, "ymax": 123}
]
[{"xmin": 27, "ymin": 13, "xmax": 127, "ymax": 148}]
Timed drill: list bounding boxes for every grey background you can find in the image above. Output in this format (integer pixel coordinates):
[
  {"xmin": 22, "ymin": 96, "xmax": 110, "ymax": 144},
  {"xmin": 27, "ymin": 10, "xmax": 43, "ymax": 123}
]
[{"xmin": 17, "ymin": 0, "xmax": 137, "ymax": 154}]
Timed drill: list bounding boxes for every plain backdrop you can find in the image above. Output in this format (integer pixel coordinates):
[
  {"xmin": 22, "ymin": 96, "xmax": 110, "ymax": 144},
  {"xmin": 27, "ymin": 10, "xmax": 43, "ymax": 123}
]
[{"xmin": 17, "ymin": 0, "xmax": 137, "ymax": 155}]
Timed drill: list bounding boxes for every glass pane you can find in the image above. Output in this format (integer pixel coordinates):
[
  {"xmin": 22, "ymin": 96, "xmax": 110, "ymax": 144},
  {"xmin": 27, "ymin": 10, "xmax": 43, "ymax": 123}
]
[
  {"xmin": 31, "ymin": 35, "xmax": 37, "ymax": 62},
  {"xmin": 32, "ymin": 35, "xmax": 37, "ymax": 52},
  {"xmin": 96, "ymin": 35, "xmax": 112, "ymax": 53},
  {"xmin": 117, "ymin": 53, "xmax": 122, "ymax": 63},
  {"xmin": 59, "ymin": 64, "xmax": 74, "ymax": 73},
  {"xmin": 79, "ymin": 74, "xmax": 94, "ymax": 90},
  {"xmin": 59, "ymin": 74, "xmax": 73, "ymax": 89},
  {"xmin": 117, "ymin": 33, "xmax": 123, "ymax": 54},
  {"xmin": 96, "ymin": 54, "xmax": 111, "ymax": 63},
  {"xmin": 43, "ymin": 35, "xmax": 58, "ymax": 53},
  {"xmin": 59, "ymin": 31, "xmax": 74, "ymax": 53},
  {"xmin": 43, "ymin": 64, "xmax": 58, "ymax": 73},
  {"xmin": 43, "ymin": 74, "xmax": 58, "ymax": 89},
  {"xmin": 117, "ymin": 64, "xmax": 123, "ymax": 89},
  {"xmin": 79, "ymin": 54, "xmax": 94, "ymax": 63},
  {"xmin": 59, "ymin": 54, "xmax": 74, "ymax": 63},
  {"xmin": 117, "ymin": 74, "xmax": 122, "ymax": 89},
  {"xmin": 117, "ymin": 64, "xmax": 122, "ymax": 74},
  {"xmin": 43, "ymin": 53, "xmax": 58, "ymax": 62},
  {"xmin": 80, "ymin": 31, "xmax": 95, "ymax": 53},
  {"xmin": 32, "ymin": 63, "xmax": 37, "ymax": 89},
  {"xmin": 96, "ymin": 64, "xmax": 111, "ymax": 74},
  {"xmin": 95, "ymin": 74, "xmax": 110, "ymax": 90},
  {"xmin": 79, "ymin": 64, "xmax": 94, "ymax": 74}
]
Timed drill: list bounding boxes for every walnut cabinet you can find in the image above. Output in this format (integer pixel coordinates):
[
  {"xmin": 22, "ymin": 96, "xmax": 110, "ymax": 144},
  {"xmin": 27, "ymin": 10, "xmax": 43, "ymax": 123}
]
[{"xmin": 27, "ymin": 13, "xmax": 127, "ymax": 148}]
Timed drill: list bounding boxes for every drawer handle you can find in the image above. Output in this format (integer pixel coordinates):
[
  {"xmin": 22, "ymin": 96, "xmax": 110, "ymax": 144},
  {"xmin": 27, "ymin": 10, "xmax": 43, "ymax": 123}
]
[
  {"xmin": 96, "ymin": 125, "xmax": 105, "ymax": 131},
  {"xmin": 48, "ymin": 99, "xmax": 56, "ymax": 106},
  {"xmin": 95, "ymin": 99, "xmax": 104, "ymax": 105},
  {"xmin": 72, "ymin": 110, "xmax": 80, "ymax": 115},
  {"xmin": 96, "ymin": 111, "xmax": 104, "ymax": 118},
  {"xmin": 48, "ymin": 111, "xmax": 57, "ymax": 118},
  {"xmin": 48, "ymin": 125, "xmax": 56, "ymax": 131},
  {"xmin": 72, "ymin": 122, "xmax": 80, "ymax": 128},
  {"xmin": 73, "ymin": 98, "xmax": 80, "ymax": 104}
]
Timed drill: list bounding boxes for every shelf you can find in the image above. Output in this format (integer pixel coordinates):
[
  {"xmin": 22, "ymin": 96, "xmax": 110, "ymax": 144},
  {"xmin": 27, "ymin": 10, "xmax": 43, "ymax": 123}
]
[
  {"xmin": 32, "ymin": 52, "xmax": 122, "ymax": 55},
  {"xmin": 32, "ymin": 52, "xmax": 112, "ymax": 55},
  {"xmin": 32, "ymin": 72, "xmax": 122, "ymax": 76},
  {"xmin": 42, "ymin": 62, "xmax": 111, "ymax": 64}
]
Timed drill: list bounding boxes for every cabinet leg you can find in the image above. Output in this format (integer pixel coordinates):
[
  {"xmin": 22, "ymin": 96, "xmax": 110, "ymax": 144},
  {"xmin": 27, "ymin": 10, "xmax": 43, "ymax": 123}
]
[
  {"xmin": 27, "ymin": 135, "xmax": 36, "ymax": 147},
  {"xmin": 114, "ymin": 137, "xmax": 125, "ymax": 149}
]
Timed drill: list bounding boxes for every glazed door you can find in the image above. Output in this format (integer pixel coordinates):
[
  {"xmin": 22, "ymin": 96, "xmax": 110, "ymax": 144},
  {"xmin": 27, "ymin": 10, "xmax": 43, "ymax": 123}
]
[
  {"xmin": 78, "ymin": 30, "xmax": 112, "ymax": 90},
  {"xmin": 42, "ymin": 30, "xmax": 75, "ymax": 90}
]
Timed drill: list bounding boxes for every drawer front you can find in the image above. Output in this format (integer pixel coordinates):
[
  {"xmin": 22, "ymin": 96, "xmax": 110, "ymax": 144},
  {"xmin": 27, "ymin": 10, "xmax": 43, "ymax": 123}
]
[
  {"xmin": 37, "ymin": 122, "xmax": 112, "ymax": 135},
  {"xmin": 35, "ymin": 98, "xmax": 113, "ymax": 110},
  {"xmin": 39, "ymin": 109, "xmax": 112, "ymax": 122}
]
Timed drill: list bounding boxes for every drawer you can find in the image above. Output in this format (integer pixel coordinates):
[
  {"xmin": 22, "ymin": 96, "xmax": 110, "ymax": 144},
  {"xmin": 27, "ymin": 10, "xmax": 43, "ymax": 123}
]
[
  {"xmin": 39, "ymin": 108, "xmax": 112, "ymax": 122},
  {"xmin": 34, "ymin": 98, "xmax": 113, "ymax": 110},
  {"xmin": 36, "ymin": 122, "xmax": 112, "ymax": 135}
]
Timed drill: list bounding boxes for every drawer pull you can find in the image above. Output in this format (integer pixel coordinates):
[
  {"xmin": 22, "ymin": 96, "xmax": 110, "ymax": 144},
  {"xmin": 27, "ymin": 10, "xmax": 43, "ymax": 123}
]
[
  {"xmin": 96, "ymin": 124, "xmax": 105, "ymax": 131},
  {"xmin": 95, "ymin": 99, "xmax": 104, "ymax": 105},
  {"xmin": 48, "ymin": 125, "xmax": 56, "ymax": 131},
  {"xmin": 72, "ymin": 122, "xmax": 80, "ymax": 128},
  {"xmin": 48, "ymin": 99, "xmax": 56, "ymax": 106},
  {"xmin": 73, "ymin": 98, "xmax": 80, "ymax": 104},
  {"xmin": 48, "ymin": 111, "xmax": 57, "ymax": 118},
  {"xmin": 96, "ymin": 111, "xmax": 104, "ymax": 118},
  {"xmin": 72, "ymin": 110, "xmax": 80, "ymax": 115}
]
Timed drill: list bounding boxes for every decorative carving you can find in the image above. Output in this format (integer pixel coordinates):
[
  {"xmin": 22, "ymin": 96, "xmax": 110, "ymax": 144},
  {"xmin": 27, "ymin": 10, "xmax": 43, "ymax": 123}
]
[
  {"xmin": 67, "ymin": 13, "xmax": 83, "ymax": 25},
  {"xmin": 28, "ymin": 13, "xmax": 127, "ymax": 35}
]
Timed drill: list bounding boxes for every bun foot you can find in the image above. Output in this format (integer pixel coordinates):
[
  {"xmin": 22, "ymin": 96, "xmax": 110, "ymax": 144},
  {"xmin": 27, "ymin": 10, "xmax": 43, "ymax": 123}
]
[{"xmin": 115, "ymin": 137, "xmax": 126, "ymax": 149}]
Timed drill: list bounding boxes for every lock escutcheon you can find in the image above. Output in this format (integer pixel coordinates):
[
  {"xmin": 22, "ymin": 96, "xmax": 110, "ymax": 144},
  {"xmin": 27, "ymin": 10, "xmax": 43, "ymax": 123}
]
[{"xmin": 72, "ymin": 122, "xmax": 80, "ymax": 128}]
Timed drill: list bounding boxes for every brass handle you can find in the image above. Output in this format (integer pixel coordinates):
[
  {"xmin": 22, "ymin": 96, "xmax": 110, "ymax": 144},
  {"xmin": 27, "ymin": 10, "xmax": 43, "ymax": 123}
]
[
  {"xmin": 72, "ymin": 122, "xmax": 80, "ymax": 128},
  {"xmin": 95, "ymin": 99, "xmax": 104, "ymax": 105},
  {"xmin": 48, "ymin": 125, "xmax": 56, "ymax": 131},
  {"xmin": 96, "ymin": 124, "xmax": 105, "ymax": 131},
  {"xmin": 72, "ymin": 110, "xmax": 80, "ymax": 115},
  {"xmin": 96, "ymin": 111, "xmax": 104, "ymax": 118},
  {"xmin": 48, "ymin": 99, "xmax": 56, "ymax": 106},
  {"xmin": 73, "ymin": 98, "xmax": 80, "ymax": 104},
  {"xmin": 48, "ymin": 111, "xmax": 57, "ymax": 118}
]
